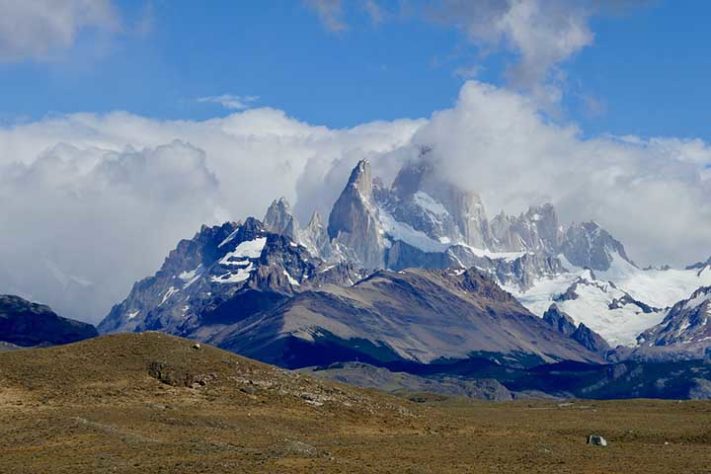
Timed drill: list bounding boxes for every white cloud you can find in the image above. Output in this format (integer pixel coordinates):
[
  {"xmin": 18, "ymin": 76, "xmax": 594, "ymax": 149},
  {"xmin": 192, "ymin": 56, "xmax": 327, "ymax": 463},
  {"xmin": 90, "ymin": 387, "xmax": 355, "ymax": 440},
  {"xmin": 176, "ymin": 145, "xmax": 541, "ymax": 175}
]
[
  {"xmin": 0, "ymin": 108, "xmax": 421, "ymax": 322},
  {"xmin": 426, "ymin": 0, "xmax": 594, "ymax": 106},
  {"xmin": 0, "ymin": 0, "xmax": 120, "ymax": 61},
  {"xmin": 409, "ymin": 81, "xmax": 711, "ymax": 267},
  {"xmin": 304, "ymin": 1, "xmax": 646, "ymax": 107},
  {"xmin": 0, "ymin": 84, "xmax": 709, "ymax": 324},
  {"xmin": 197, "ymin": 94, "xmax": 260, "ymax": 111}
]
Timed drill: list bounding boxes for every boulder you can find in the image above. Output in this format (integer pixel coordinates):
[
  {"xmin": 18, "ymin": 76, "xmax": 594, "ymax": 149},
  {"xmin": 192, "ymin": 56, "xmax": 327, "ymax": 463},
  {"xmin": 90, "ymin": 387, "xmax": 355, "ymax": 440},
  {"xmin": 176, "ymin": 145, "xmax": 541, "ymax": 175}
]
[{"xmin": 587, "ymin": 434, "xmax": 608, "ymax": 447}]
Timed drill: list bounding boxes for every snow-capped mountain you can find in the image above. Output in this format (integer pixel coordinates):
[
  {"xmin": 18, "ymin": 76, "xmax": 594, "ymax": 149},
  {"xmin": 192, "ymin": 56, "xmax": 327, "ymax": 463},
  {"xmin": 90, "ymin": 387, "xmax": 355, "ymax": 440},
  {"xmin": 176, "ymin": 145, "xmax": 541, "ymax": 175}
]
[
  {"xmin": 317, "ymin": 157, "xmax": 710, "ymax": 352},
  {"xmin": 511, "ymin": 254, "xmax": 711, "ymax": 347},
  {"xmin": 98, "ymin": 217, "xmax": 362, "ymax": 336},
  {"xmin": 100, "ymin": 156, "xmax": 711, "ymax": 362},
  {"xmin": 633, "ymin": 286, "xmax": 711, "ymax": 360},
  {"xmin": 99, "ymin": 215, "xmax": 601, "ymax": 368}
]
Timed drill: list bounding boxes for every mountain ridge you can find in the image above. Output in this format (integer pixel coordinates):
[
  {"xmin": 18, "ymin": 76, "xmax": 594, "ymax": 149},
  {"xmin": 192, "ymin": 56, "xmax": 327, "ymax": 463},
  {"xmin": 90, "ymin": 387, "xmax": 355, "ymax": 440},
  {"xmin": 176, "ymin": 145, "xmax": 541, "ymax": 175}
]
[
  {"xmin": 0, "ymin": 294, "xmax": 97, "ymax": 348},
  {"xmin": 97, "ymin": 157, "xmax": 711, "ymax": 372}
]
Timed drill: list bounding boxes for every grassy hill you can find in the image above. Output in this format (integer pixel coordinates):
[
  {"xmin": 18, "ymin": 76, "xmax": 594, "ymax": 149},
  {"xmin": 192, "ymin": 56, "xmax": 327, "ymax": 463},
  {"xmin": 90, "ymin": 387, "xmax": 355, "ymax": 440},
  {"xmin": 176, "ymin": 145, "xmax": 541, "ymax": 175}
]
[{"xmin": 0, "ymin": 332, "xmax": 709, "ymax": 473}]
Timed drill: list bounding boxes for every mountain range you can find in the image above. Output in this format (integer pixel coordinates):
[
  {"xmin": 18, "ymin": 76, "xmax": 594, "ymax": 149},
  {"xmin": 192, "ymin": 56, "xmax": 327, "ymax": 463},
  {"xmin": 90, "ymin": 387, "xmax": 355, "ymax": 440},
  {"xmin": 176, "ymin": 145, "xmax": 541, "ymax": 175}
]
[
  {"xmin": 4, "ymin": 155, "xmax": 709, "ymax": 399},
  {"xmin": 98, "ymin": 156, "xmax": 710, "ymax": 368}
]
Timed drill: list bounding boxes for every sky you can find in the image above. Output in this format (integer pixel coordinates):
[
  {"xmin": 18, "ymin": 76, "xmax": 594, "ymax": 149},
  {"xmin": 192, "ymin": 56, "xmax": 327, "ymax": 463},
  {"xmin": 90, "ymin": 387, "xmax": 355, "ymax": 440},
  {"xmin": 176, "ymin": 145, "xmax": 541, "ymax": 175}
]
[
  {"xmin": 0, "ymin": 0, "xmax": 710, "ymax": 322},
  {"xmin": 2, "ymin": 0, "xmax": 711, "ymax": 137}
]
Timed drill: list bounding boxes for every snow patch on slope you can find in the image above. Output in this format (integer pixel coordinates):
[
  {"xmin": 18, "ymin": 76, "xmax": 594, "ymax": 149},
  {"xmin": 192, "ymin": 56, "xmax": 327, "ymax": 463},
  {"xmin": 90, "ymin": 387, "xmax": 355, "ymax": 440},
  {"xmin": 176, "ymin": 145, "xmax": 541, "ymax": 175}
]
[
  {"xmin": 211, "ymin": 263, "xmax": 254, "ymax": 284},
  {"xmin": 510, "ymin": 267, "xmax": 665, "ymax": 347},
  {"xmin": 378, "ymin": 211, "xmax": 450, "ymax": 253},
  {"xmin": 283, "ymin": 270, "xmax": 300, "ymax": 286},
  {"xmin": 219, "ymin": 237, "xmax": 268, "ymax": 268},
  {"xmin": 571, "ymin": 254, "xmax": 711, "ymax": 309},
  {"xmin": 458, "ymin": 244, "xmax": 528, "ymax": 263},
  {"xmin": 413, "ymin": 191, "xmax": 448, "ymax": 216},
  {"xmin": 229, "ymin": 237, "xmax": 267, "ymax": 259},
  {"xmin": 685, "ymin": 291, "xmax": 711, "ymax": 311}
]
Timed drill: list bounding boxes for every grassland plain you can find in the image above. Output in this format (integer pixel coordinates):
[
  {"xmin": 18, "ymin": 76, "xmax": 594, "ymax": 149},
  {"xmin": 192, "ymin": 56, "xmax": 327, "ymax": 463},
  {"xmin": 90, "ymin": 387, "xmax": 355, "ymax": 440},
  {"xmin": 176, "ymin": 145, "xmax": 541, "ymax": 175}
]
[{"xmin": 0, "ymin": 333, "xmax": 709, "ymax": 473}]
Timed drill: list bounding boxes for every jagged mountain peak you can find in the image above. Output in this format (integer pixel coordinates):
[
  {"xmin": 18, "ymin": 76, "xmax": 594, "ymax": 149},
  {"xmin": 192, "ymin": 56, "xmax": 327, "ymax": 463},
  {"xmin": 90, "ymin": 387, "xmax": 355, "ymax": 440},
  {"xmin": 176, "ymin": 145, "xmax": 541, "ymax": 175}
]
[
  {"xmin": 306, "ymin": 209, "xmax": 323, "ymax": 228},
  {"xmin": 541, "ymin": 303, "xmax": 610, "ymax": 354},
  {"xmin": 265, "ymin": 196, "xmax": 292, "ymax": 216},
  {"xmin": 543, "ymin": 304, "xmax": 577, "ymax": 337},
  {"xmin": 346, "ymin": 159, "xmax": 373, "ymax": 196},
  {"xmin": 523, "ymin": 203, "xmax": 558, "ymax": 227},
  {"xmin": 301, "ymin": 210, "xmax": 332, "ymax": 259},
  {"xmin": 561, "ymin": 220, "xmax": 634, "ymax": 271},
  {"xmin": 327, "ymin": 159, "xmax": 384, "ymax": 269},
  {"xmin": 686, "ymin": 256, "xmax": 711, "ymax": 271},
  {"xmin": 634, "ymin": 286, "xmax": 711, "ymax": 360},
  {"xmin": 98, "ymin": 217, "xmax": 324, "ymax": 335},
  {"xmin": 381, "ymin": 157, "xmax": 492, "ymax": 249},
  {"xmin": 263, "ymin": 196, "xmax": 298, "ymax": 239},
  {"xmin": 490, "ymin": 202, "xmax": 562, "ymax": 254}
]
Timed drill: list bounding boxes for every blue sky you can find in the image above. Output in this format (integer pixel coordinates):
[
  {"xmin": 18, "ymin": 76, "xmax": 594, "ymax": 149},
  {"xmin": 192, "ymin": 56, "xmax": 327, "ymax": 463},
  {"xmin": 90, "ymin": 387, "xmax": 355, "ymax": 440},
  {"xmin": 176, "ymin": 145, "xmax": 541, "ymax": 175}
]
[
  {"xmin": 1, "ymin": 1, "xmax": 710, "ymax": 320},
  {"xmin": 1, "ymin": 0, "xmax": 710, "ymax": 139}
]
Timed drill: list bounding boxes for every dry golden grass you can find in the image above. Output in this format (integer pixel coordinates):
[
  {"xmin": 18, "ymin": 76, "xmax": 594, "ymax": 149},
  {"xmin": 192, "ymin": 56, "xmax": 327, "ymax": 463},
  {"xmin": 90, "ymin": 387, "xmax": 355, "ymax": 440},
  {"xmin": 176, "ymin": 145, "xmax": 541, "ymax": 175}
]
[{"xmin": 0, "ymin": 333, "xmax": 709, "ymax": 473}]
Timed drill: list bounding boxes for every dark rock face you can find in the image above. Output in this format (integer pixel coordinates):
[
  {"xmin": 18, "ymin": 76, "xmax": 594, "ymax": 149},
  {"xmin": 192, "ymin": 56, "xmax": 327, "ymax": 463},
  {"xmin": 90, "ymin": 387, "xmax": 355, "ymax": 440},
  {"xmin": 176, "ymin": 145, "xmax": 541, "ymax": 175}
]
[
  {"xmin": 685, "ymin": 256, "xmax": 711, "ymax": 271},
  {"xmin": 608, "ymin": 294, "xmax": 657, "ymax": 314},
  {"xmin": 385, "ymin": 240, "xmax": 453, "ymax": 271},
  {"xmin": 634, "ymin": 286, "xmax": 711, "ymax": 360},
  {"xmin": 0, "ymin": 295, "xmax": 97, "ymax": 347},
  {"xmin": 98, "ymin": 217, "xmax": 328, "ymax": 336},
  {"xmin": 561, "ymin": 221, "xmax": 633, "ymax": 271},
  {"xmin": 542, "ymin": 304, "xmax": 611, "ymax": 354},
  {"xmin": 543, "ymin": 304, "xmax": 577, "ymax": 337},
  {"xmin": 570, "ymin": 323, "xmax": 611, "ymax": 355}
]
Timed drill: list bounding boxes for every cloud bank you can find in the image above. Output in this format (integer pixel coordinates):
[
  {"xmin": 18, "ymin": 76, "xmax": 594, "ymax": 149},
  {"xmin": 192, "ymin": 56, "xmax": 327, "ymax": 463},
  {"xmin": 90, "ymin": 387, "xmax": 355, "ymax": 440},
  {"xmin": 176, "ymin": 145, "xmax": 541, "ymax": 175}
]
[
  {"xmin": 0, "ymin": 108, "xmax": 421, "ymax": 322},
  {"xmin": 411, "ymin": 82, "xmax": 711, "ymax": 267},
  {"xmin": 0, "ymin": 83, "xmax": 709, "ymax": 323}
]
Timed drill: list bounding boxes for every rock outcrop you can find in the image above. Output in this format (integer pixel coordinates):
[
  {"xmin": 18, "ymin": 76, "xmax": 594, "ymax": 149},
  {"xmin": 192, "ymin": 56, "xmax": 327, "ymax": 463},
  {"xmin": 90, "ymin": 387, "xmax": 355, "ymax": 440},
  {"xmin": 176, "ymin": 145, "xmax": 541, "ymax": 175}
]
[
  {"xmin": 543, "ymin": 304, "xmax": 611, "ymax": 354},
  {"xmin": 561, "ymin": 221, "xmax": 633, "ymax": 271}
]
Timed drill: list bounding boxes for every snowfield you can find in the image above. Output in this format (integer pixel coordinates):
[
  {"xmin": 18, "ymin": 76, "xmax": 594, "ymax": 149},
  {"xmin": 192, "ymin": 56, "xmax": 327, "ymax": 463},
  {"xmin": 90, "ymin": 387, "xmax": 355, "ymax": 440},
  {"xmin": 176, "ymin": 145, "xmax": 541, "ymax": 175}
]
[{"xmin": 510, "ymin": 253, "xmax": 711, "ymax": 347}]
